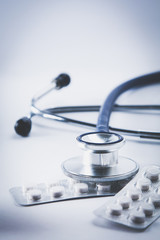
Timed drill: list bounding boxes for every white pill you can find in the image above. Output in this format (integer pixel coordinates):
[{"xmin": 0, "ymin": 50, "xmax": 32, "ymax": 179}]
[
  {"xmin": 146, "ymin": 166, "xmax": 160, "ymax": 182},
  {"xmin": 22, "ymin": 184, "xmax": 36, "ymax": 193},
  {"xmin": 97, "ymin": 184, "xmax": 111, "ymax": 192},
  {"xmin": 88, "ymin": 182, "xmax": 96, "ymax": 189},
  {"xmin": 118, "ymin": 196, "xmax": 130, "ymax": 209},
  {"xmin": 74, "ymin": 183, "xmax": 88, "ymax": 194},
  {"xmin": 109, "ymin": 204, "xmax": 122, "ymax": 216},
  {"xmin": 142, "ymin": 203, "xmax": 154, "ymax": 217},
  {"xmin": 128, "ymin": 188, "xmax": 140, "ymax": 201},
  {"xmin": 130, "ymin": 210, "xmax": 145, "ymax": 224},
  {"xmin": 27, "ymin": 189, "xmax": 42, "ymax": 201},
  {"xmin": 50, "ymin": 186, "xmax": 65, "ymax": 198},
  {"xmin": 151, "ymin": 193, "xmax": 160, "ymax": 208},
  {"xmin": 137, "ymin": 178, "xmax": 151, "ymax": 191}
]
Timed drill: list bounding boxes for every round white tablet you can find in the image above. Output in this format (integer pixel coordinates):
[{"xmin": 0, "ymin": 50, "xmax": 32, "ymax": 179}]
[
  {"xmin": 97, "ymin": 184, "xmax": 111, "ymax": 192},
  {"xmin": 130, "ymin": 210, "xmax": 145, "ymax": 224},
  {"xmin": 22, "ymin": 184, "xmax": 36, "ymax": 193},
  {"xmin": 27, "ymin": 189, "xmax": 42, "ymax": 201},
  {"xmin": 128, "ymin": 188, "xmax": 140, "ymax": 201},
  {"xmin": 109, "ymin": 204, "xmax": 122, "ymax": 216},
  {"xmin": 146, "ymin": 166, "xmax": 160, "ymax": 182},
  {"xmin": 151, "ymin": 193, "xmax": 160, "ymax": 208},
  {"xmin": 50, "ymin": 185, "xmax": 65, "ymax": 198},
  {"xmin": 142, "ymin": 203, "xmax": 154, "ymax": 217},
  {"xmin": 118, "ymin": 196, "xmax": 130, "ymax": 209},
  {"xmin": 137, "ymin": 178, "xmax": 151, "ymax": 191},
  {"xmin": 74, "ymin": 183, "xmax": 88, "ymax": 194}
]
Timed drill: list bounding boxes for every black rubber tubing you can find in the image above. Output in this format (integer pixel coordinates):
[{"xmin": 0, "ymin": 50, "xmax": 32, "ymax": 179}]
[{"xmin": 97, "ymin": 71, "xmax": 160, "ymax": 132}]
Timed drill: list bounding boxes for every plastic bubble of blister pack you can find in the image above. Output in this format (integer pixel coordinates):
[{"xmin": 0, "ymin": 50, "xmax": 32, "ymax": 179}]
[
  {"xmin": 9, "ymin": 177, "xmax": 133, "ymax": 206},
  {"xmin": 94, "ymin": 165, "xmax": 160, "ymax": 230}
]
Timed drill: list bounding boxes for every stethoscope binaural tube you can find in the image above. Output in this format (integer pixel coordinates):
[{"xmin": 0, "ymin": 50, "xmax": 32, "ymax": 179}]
[
  {"xmin": 14, "ymin": 72, "xmax": 160, "ymax": 139},
  {"xmin": 14, "ymin": 73, "xmax": 71, "ymax": 136}
]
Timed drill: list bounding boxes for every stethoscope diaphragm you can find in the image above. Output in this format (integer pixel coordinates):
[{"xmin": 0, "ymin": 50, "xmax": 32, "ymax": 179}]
[{"xmin": 62, "ymin": 132, "xmax": 139, "ymax": 184}]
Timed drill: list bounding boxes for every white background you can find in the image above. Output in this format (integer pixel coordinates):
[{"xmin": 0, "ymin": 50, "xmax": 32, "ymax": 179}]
[{"xmin": 0, "ymin": 0, "xmax": 160, "ymax": 239}]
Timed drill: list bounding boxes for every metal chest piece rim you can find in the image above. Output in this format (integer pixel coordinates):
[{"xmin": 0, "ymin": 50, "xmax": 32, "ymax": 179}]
[{"xmin": 62, "ymin": 132, "xmax": 139, "ymax": 183}]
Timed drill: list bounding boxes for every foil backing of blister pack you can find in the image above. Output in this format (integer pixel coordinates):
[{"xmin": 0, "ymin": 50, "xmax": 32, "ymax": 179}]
[{"xmin": 94, "ymin": 165, "xmax": 160, "ymax": 229}]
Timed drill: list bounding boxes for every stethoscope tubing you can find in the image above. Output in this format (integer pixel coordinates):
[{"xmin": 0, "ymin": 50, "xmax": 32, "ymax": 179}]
[
  {"xmin": 31, "ymin": 103, "xmax": 160, "ymax": 140},
  {"xmin": 97, "ymin": 71, "xmax": 160, "ymax": 132}
]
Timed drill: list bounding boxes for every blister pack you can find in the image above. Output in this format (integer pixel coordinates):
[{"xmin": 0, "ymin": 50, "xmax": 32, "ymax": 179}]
[
  {"xmin": 94, "ymin": 165, "xmax": 160, "ymax": 229},
  {"xmin": 10, "ymin": 177, "xmax": 131, "ymax": 206}
]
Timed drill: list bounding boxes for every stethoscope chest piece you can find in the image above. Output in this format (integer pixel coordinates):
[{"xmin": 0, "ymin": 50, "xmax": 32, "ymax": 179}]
[{"xmin": 62, "ymin": 132, "xmax": 139, "ymax": 184}]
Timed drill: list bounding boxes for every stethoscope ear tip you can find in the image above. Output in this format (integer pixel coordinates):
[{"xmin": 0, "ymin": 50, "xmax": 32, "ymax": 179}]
[
  {"xmin": 54, "ymin": 73, "xmax": 71, "ymax": 89},
  {"xmin": 14, "ymin": 117, "xmax": 32, "ymax": 137}
]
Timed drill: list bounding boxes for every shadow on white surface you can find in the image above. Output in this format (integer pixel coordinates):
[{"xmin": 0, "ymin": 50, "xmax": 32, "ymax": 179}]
[{"xmin": 0, "ymin": 209, "xmax": 49, "ymax": 233}]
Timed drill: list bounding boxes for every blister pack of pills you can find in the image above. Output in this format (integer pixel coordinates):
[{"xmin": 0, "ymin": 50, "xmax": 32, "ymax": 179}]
[
  {"xmin": 94, "ymin": 165, "xmax": 160, "ymax": 229},
  {"xmin": 9, "ymin": 177, "xmax": 132, "ymax": 206}
]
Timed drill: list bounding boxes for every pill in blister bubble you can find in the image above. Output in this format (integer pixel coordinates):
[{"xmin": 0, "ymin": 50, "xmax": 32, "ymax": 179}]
[
  {"xmin": 97, "ymin": 184, "xmax": 111, "ymax": 192},
  {"xmin": 118, "ymin": 196, "xmax": 130, "ymax": 209},
  {"xmin": 74, "ymin": 183, "xmax": 88, "ymax": 194},
  {"xmin": 142, "ymin": 203, "xmax": 154, "ymax": 217},
  {"xmin": 27, "ymin": 189, "xmax": 42, "ymax": 201},
  {"xmin": 146, "ymin": 167, "xmax": 160, "ymax": 182},
  {"xmin": 109, "ymin": 204, "xmax": 122, "ymax": 216},
  {"xmin": 130, "ymin": 210, "xmax": 145, "ymax": 224},
  {"xmin": 150, "ymin": 193, "xmax": 160, "ymax": 208},
  {"xmin": 22, "ymin": 184, "xmax": 36, "ymax": 193},
  {"xmin": 137, "ymin": 178, "xmax": 151, "ymax": 191},
  {"xmin": 128, "ymin": 188, "xmax": 140, "ymax": 201},
  {"xmin": 49, "ymin": 186, "xmax": 65, "ymax": 198},
  {"xmin": 95, "ymin": 165, "xmax": 160, "ymax": 229}
]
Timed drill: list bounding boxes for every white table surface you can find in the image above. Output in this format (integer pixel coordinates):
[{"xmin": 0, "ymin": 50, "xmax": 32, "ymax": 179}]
[{"xmin": 0, "ymin": 1, "xmax": 160, "ymax": 239}]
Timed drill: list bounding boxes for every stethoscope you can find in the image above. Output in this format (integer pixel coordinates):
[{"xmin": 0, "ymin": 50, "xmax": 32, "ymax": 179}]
[{"xmin": 14, "ymin": 72, "xmax": 160, "ymax": 186}]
